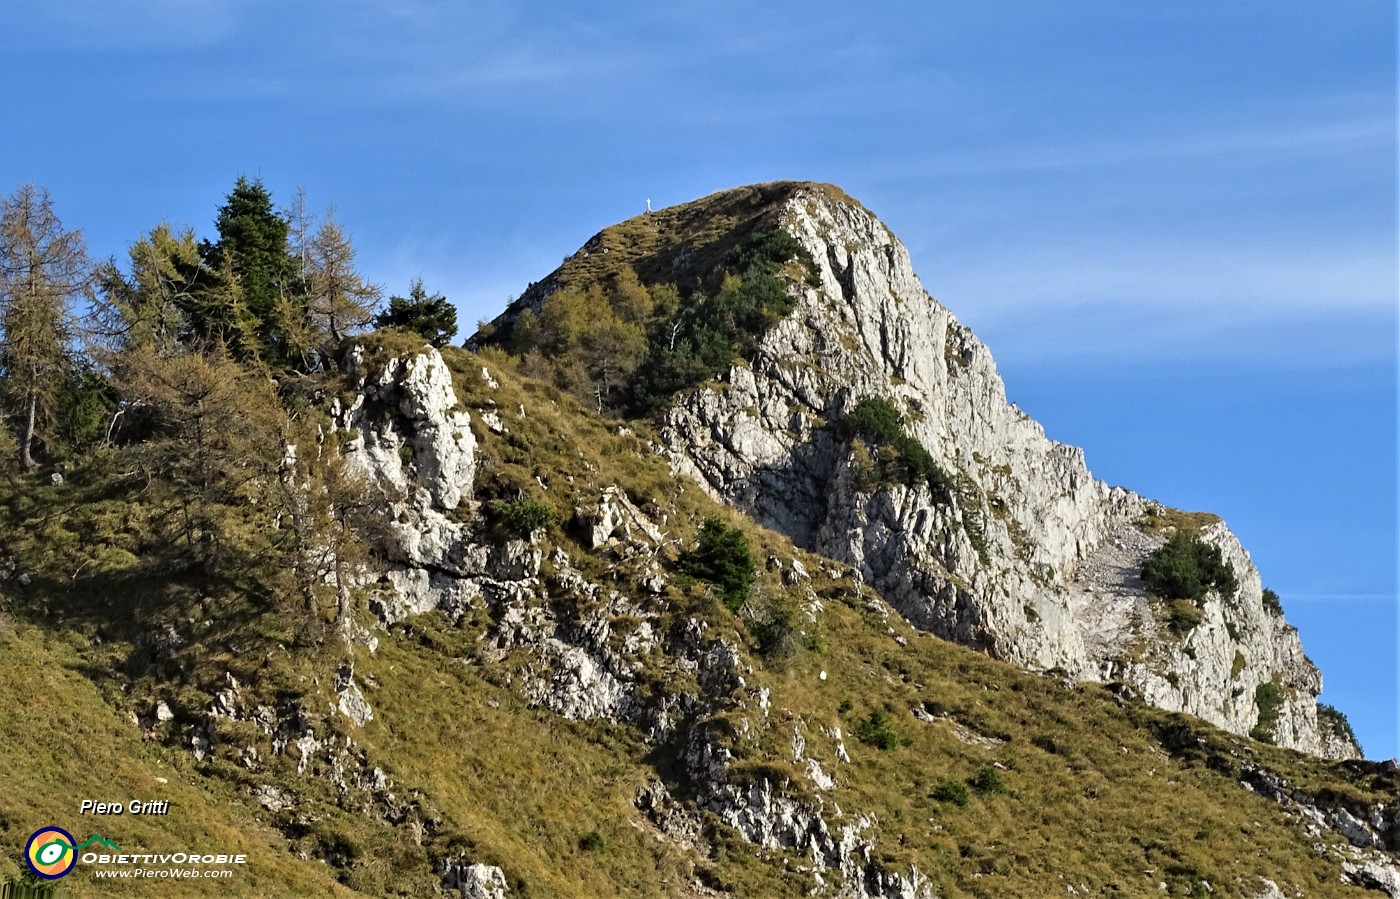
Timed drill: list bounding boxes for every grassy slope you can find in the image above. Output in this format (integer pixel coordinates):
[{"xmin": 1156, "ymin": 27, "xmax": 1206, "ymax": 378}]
[
  {"xmin": 474, "ymin": 180, "xmax": 857, "ymax": 339},
  {"xmin": 0, "ymin": 343, "xmax": 1392, "ymax": 897},
  {"xmin": 0, "ymin": 620, "xmax": 356, "ymax": 897}
]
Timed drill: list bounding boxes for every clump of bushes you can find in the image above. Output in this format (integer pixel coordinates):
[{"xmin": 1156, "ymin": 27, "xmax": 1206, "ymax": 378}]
[
  {"xmin": 489, "ymin": 497, "xmax": 562, "ymax": 538},
  {"xmin": 930, "ymin": 767, "xmax": 1011, "ymax": 806},
  {"xmin": 1261, "ymin": 587, "xmax": 1284, "ymax": 616},
  {"xmin": 931, "ymin": 779, "xmax": 970, "ymax": 807},
  {"xmin": 1251, "ymin": 681, "xmax": 1284, "ymax": 744},
  {"xmin": 853, "ymin": 708, "xmax": 906, "ymax": 751},
  {"xmin": 1141, "ymin": 532, "xmax": 1238, "ymax": 601},
  {"xmin": 677, "ymin": 517, "xmax": 756, "ymax": 612},
  {"xmin": 495, "ymin": 227, "xmax": 817, "ymax": 416},
  {"xmin": 631, "ymin": 229, "xmax": 817, "ymax": 413},
  {"xmin": 1318, "ymin": 703, "xmax": 1361, "ymax": 753},
  {"xmin": 841, "ymin": 397, "xmax": 950, "ymax": 495}
]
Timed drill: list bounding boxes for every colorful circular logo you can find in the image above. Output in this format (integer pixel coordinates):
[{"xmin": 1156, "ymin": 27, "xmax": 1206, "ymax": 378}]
[{"xmin": 25, "ymin": 826, "xmax": 77, "ymax": 879}]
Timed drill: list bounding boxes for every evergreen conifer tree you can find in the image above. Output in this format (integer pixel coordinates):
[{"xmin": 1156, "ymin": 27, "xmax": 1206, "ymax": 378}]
[
  {"xmin": 375, "ymin": 279, "xmax": 457, "ymax": 347},
  {"xmin": 200, "ymin": 176, "xmax": 305, "ymax": 367}
]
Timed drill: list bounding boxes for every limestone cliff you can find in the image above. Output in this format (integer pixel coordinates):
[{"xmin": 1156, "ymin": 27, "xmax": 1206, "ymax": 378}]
[
  {"xmin": 654, "ymin": 183, "xmax": 1353, "ymax": 758},
  {"xmin": 485, "ymin": 181, "xmax": 1354, "ymax": 759}
]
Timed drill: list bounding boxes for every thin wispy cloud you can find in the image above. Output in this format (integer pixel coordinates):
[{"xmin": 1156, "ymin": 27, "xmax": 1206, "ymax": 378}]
[
  {"xmin": 936, "ymin": 241, "xmax": 1396, "ymax": 318},
  {"xmin": 935, "ymin": 239, "xmax": 1397, "ymax": 367},
  {"xmin": 898, "ymin": 115, "xmax": 1394, "ymax": 179}
]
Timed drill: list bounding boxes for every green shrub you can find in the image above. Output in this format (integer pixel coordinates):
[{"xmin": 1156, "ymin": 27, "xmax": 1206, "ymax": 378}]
[
  {"xmin": 931, "ymin": 778, "xmax": 970, "ymax": 807},
  {"xmin": 577, "ymin": 830, "xmax": 607, "ymax": 853},
  {"xmin": 843, "ymin": 397, "xmax": 904, "ymax": 445},
  {"xmin": 489, "ymin": 498, "xmax": 562, "ymax": 538},
  {"xmin": 1261, "ymin": 587, "xmax": 1284, "ymax": 616},
  {"xmin": 724, "ymin": 227, "xmax": 820, "ymax": 288},
  {"xmin": 1251, "ymin": 681, "xmax": 1283, "ymax": 744},
  {"xmin": 1142, "ymin": 532, "xmax": 1238, "ymax": 601},
  {"xmin": 1318, "ymin": 703, "xmax": 1361, "ymax": 753},
  {"xmin": 677, "ymin": 517, "xmax": 756, "ymax": 612},
  {"xmin": 374, "ymin": 279, "xmax": 458, "ymax": 347},
  {"xmin": 841, "ymin": 397, "xmax": 950, "ymax": 496},
  {"xmin": 853, "ymin": 708, "xmax": 905, "ymax": 751},
  {"xmin": 968, "ymin": 765, "xmax": 1008, "ymax": 795}
]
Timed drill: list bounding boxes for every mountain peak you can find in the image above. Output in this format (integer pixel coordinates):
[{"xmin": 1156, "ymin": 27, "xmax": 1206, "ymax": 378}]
[
  {"xmin": 476, "ymin": 181, "xmax": 864, "ymax": 335},
  {"xmin": 474, "ymin": 179, "xmax": 1358, "ymax": 760}
]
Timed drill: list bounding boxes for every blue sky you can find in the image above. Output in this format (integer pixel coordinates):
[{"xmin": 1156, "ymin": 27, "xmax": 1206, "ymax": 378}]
[{"xmin": 2, "ymin": 2, "xmax": 1395, "ymax": 758}]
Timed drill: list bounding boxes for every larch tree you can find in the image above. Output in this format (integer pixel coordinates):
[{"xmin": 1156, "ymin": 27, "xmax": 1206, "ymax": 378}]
[
  {"xmin": 94, "ymin": 223, "xmax": 202, "ymax": 357},
  {"xmin": 0, "ymin": 184, "xmax": 92, "ymax": 469},
  {"xmin": 303, "ymin": 212, "xmax": 381, "ymax": 350}
]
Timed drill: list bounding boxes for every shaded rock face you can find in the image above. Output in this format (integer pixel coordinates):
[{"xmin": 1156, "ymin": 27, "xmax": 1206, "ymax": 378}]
[{"xmin": 658, "ymin": 185, "xmax": 1354, "ymax": 758}]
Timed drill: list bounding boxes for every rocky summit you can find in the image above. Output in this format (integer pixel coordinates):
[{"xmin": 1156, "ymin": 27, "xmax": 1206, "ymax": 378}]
[
  {"xmin": 486, "ymin": 181, "xmax": 1355, "ymax": 759},
  {"xmin": 0, "ymin": 181, "xmax": 1395, "ymax": 897}
]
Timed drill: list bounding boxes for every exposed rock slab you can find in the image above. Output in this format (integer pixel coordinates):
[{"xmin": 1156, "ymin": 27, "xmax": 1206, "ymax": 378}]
[{"xmin": 657, "ymin": 184, "xmax": 1353, "ymax": 758}]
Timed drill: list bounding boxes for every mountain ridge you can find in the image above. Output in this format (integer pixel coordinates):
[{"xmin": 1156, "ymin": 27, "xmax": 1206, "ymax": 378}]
[{"xmin": 473, "ymin": 181, "xmax": 1357, "ymax": 760}]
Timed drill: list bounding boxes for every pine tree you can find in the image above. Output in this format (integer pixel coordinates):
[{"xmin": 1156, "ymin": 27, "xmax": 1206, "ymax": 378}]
[
  {"xmin": 0, "ymin": 184, "xmax": 91, "ymax": 469},
  {"xmin": 201, "ymin": 176, "xmax": 305, "ymax": 368},
  {"xmin": 375, "ymin": 278, "xmax": 457, "ymax": 347}
]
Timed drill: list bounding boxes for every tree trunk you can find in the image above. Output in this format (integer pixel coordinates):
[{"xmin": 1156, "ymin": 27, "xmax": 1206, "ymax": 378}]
[{"xmin": 19, "ymin": 387, "xmax": 37, "ymax": 470}]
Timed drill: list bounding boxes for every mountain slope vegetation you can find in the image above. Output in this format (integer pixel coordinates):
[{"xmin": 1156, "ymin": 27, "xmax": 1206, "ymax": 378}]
[{"xmin": 0, "ymin": 179, "xmax": 1392, "ymax": 897}]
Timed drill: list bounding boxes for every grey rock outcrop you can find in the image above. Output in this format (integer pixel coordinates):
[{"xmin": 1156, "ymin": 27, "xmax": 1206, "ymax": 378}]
[
  {"xmin": 335, "ymin": 664, "xmax": 373, "ymax": 727},
  {"xmin": 656, "ymin": 184, "xmax": 1354, "ymax": 758},
  {"xmin": 334, "ymin": 344, "xmax": 477, "ymax": 575},
  {"xmin": 437, "ymin": 858, "xmax": 510, "ymax": 899}
]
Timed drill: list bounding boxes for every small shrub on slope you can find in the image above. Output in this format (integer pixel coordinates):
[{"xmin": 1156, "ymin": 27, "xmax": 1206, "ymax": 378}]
[
  {"xmin": 489, "ymin": 498, "xmax": 561, "ymax": 538},
  {"xmin": 677, "ymin": 517, "xmax": 756, "ymax": 612},
  {"xmin": 931, "ymin": 779, "xmax": 970, "ymax": 807},
  {"xmin": 853, "ymin": 708, "xmax": 906, "ymax": 751},
  {"xmin": 968, "ymin": 765, "xmax": 1008, "ymax": 795},
  {"xmin": 1141, "ymin": 532, "xmax": 1238, "ymax": 601}
]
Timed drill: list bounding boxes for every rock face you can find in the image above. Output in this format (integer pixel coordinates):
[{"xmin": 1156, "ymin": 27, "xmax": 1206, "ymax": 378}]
[{"xmin": 653, "ymin": 183, "xmax": 1354, "ymax": 758}]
